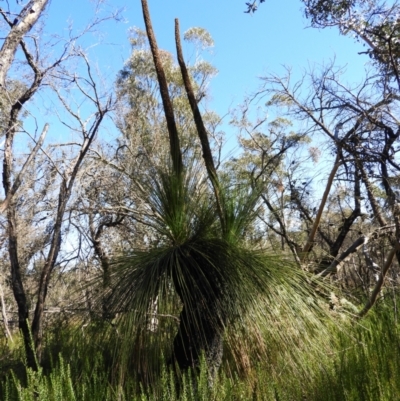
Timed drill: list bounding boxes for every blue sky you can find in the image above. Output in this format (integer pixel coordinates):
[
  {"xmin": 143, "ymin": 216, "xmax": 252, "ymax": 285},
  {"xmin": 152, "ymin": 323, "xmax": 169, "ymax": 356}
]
[
  {"xmin": 45, "ymin": 0, "xmax": 369, "ymax": 97},
  {"xmin": 36, "ymin": 0, "xmax": 369, "ymax": 148}
]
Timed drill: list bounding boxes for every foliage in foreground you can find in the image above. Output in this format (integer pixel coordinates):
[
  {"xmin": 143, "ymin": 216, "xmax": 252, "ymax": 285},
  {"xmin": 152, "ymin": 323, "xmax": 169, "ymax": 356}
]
[{"xmin": 1, "ymin": 295, "xmax": 400, "ymax": 401}]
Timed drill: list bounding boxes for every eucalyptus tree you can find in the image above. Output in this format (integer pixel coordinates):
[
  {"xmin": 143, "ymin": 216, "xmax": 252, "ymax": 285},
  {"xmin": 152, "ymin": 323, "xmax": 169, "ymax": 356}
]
[
  {"xmin": 240, "ymin": 0, "xmax": 400, "ymax": 311},
  {"xmin": 240, "ymin": 60, "xmax": 400, "ymax": 314},
  {"xmin": 302, "ymin": 0, "xmax": 400, "ymax": 92},
  {"xmin": 224, "ymin": 113, "xmax": 313, "ymax": 263},
  {"xmin": 0, "ymin": 1, "xmax": 119, "ymax": 367},
  {"xmin": 298, "ymin": 1, "xmax": 400, "ymax": 292}
]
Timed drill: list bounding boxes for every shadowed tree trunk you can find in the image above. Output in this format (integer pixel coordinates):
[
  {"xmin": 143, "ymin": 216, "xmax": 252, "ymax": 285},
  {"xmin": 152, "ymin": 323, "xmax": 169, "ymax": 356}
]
[
  {"xmin": 7, "ymin": 205, "xmax": 37, "ymax": 368},
  {"xmin": 172, "ymin": 304, "xmax": 224, "ymax": 377},
  {"xmin": 170, "ymin": 248, "xmax": 226, "ymax": 381}
]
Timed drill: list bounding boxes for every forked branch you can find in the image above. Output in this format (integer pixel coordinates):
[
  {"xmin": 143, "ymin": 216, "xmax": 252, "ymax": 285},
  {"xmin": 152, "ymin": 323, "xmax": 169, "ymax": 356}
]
[{"xmin": 301, "ymin": 153, "xmax": 341, "ymax": 259}]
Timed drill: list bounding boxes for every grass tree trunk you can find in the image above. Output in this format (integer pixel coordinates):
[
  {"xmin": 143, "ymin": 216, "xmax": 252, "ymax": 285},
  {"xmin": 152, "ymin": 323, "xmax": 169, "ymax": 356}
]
[
  {"xmin": 172, "ymin": 304, "xmax": 224, "ymax": 380},
  {"xmin": 170, "ymin": 249, "xmax": 227, "ymax": 380}
]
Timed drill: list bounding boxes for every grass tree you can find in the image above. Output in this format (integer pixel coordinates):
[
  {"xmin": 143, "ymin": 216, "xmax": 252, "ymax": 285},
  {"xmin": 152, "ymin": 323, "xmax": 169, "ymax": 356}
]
[{"xmin": 101, "ymin": 0, "xmax": 330, "ymax": 384}]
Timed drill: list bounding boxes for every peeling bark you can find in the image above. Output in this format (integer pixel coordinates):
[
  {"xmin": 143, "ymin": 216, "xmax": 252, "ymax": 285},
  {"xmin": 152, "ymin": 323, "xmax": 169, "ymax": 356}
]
[
  {"xmin": 358, "ymin": 162, "xmax": 387, "ymax": 227},
  {"xmin": 0, "ymin": 280, "xmax": 13, "ymax": 343},
  {"xmin": 0, "ymin": 0, "xmax": 49, "ymax": 88}
]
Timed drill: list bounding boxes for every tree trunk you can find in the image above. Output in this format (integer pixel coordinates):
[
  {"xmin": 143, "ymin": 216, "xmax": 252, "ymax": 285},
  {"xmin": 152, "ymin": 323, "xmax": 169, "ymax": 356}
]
[
  {"xmin": 302, "ymin": 153, "xmax": 341, "ymax": 258},
  {"xmin": 172, "ymin": 304, "xmax": 224, "ymax": 384},
  {"xmin": 7, "ymin": 207, "xmax": 37, "ymax": 368},
  {"xmin": 92, "ymin": 236, "xmax": 112, "ymax": 318},
  {"xmin": 0, "ymin": 280, "xmax": 13, "ymax": 343},
  {"xmin": 171, "ymin": 259, "xmax": 225, "ymax": 384},
  {"xmin": 31, "ymin": 112, "xmax": 107, "ymax": 358},
  {"xmin": 31, "ymin": 185, "xmax": 66, "ymax": 360}
]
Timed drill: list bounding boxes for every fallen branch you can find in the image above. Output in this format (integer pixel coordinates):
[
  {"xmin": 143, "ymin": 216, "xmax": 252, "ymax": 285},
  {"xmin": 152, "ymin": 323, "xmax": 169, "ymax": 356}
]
[{"xmin": 359, "ymin": 244, "xmax": 398, "ymax": 318}]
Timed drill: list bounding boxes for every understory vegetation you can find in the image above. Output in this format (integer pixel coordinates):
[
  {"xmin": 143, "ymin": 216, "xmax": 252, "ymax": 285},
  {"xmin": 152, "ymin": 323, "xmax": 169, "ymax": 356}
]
[{"xmin": 0, "ymin": 294, "xmax": 399, "ymax": 401}]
